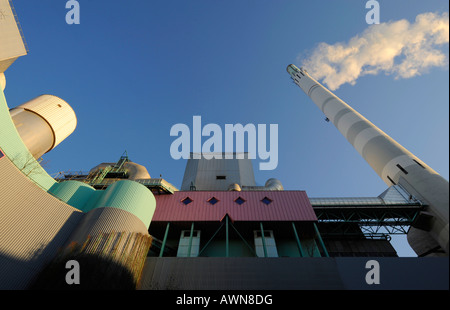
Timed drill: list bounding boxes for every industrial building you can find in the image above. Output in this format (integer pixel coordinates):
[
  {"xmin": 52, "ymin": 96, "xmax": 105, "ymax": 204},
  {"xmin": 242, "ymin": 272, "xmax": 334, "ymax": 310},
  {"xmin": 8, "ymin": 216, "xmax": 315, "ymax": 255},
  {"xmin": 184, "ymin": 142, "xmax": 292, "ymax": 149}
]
[{"xmin": 0, "ymin": 0, "xmax": 448, "ymax": 290}]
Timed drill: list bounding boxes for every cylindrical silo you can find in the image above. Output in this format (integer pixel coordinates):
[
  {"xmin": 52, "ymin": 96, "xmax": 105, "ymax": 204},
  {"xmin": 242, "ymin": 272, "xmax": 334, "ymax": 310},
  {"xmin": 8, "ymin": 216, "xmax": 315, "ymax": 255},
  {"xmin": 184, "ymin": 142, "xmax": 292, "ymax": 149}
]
[
  {"xmin": 287, "ymin": 64, "xmax": 449, "ymax": 257},
  {"xmin": 9, "ymin": 94, "xmax": 77, "ymax": 158},
  {"xmin": 56, "ymin": 180, "xmax": 156, "ymax": 288}
]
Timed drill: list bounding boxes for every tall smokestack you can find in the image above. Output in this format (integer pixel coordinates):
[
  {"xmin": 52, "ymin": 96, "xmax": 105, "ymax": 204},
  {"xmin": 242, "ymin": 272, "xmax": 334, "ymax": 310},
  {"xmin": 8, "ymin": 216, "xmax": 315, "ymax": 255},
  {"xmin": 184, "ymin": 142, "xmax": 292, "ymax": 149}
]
[{"xmin": 287, "ymin": 64, "xmax": 449, "ymax": 257}]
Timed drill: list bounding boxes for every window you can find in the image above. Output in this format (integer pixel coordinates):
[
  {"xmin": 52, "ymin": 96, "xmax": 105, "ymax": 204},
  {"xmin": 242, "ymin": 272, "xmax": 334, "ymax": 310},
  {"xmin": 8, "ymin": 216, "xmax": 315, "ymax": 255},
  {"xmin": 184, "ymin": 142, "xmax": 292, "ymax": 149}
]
[
  {"xmin": 216, "ymin": 175, "xmax": 226, "ymax": 180},
  {"xmin": 234, "ymin": 197, "xmax": 246, "ymax": 205},
  {"xmin": 254, "ymin": 230, "xmax": 278, "ymax": 257},
  {"xmin": 181, "ymin": 197, "xmax": 193, "ymax": 205},
  {"xmin": 208, "ymin": 197, "xmax": 219, "ymax": 205},
  {"xmin": 396, "ymin": 164, "xmax": 408, "ymax": 175},
  {"xmin": 177, "ymin": 230, "xmax": 201, "ymax": 257},
  {"xmin": 261, "ymin": 197, "xmax": 272, "ymax": 205}
]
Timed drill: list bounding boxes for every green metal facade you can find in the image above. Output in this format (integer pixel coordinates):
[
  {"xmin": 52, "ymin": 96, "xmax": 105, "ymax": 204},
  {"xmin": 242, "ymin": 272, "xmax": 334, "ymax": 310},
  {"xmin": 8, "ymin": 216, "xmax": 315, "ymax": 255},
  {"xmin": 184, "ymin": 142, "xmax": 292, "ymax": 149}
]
[
  {"xmin": 0, "ymin": 88, "xmax": 56, "ymax": 190},
  {"xmin": 48, "ymin": 181, "xmax": 96, "ymax": 211},
  {"xmin": 93, "ymin": 180, "xmax": 156, "ymax": 228}
]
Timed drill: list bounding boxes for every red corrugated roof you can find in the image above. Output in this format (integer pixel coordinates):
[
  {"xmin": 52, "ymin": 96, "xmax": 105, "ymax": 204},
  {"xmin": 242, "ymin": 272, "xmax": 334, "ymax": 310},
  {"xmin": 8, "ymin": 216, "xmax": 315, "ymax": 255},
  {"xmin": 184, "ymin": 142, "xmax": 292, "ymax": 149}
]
[{"xmin": 152, "ymin": 191, "xmax": 317, "ymax": 222}]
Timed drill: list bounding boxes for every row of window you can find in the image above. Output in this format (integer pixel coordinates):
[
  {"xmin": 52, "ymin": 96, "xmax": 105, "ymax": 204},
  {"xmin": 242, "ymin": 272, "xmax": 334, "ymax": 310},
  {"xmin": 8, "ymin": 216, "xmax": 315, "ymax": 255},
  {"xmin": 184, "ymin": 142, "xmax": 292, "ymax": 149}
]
[
  {"xmin": 181, "ymin": 196, "xmax": 273, "ymax": 206},
  {"xmin": 177, "ymin": 229, "xmax": 278, "ymax": 257}
]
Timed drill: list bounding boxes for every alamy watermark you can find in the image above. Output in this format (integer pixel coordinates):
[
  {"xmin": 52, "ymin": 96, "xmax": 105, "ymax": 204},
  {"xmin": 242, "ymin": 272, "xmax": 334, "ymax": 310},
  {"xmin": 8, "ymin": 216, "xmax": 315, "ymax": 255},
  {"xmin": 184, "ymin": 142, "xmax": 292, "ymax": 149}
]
[
  {"xmin": 66, "ymin": 0, "xmax": 80, "ymax": 25},
  {"xmin": 365, "ymin": 259, "xmax": 381, "ymax": 285},
  {"xmin": 366, "ymin": 0, "xmax": 380, "ymax": 24},
  {"xmin": 65, "ymin": 260, "xmax": 80, "ymax": 285},
  {"xmin": 169, "ymin": 116, "xmax": 278, "ymax": 171},
  {"xmin": 65, "ymin": 1, "xmax": 379, "ymax": 25}
]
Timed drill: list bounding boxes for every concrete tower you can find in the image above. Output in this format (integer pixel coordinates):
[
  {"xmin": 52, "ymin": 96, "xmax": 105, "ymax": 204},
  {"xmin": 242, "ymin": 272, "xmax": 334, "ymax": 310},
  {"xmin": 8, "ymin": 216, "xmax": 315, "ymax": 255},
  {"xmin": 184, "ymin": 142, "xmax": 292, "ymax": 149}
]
[
  {"xmin": 287, "ymin": 64, "xmax": 449, "ymax": 257},
  {"xmin": 181, "ymin": 152, "xmax": 257, "ymax": 191}
]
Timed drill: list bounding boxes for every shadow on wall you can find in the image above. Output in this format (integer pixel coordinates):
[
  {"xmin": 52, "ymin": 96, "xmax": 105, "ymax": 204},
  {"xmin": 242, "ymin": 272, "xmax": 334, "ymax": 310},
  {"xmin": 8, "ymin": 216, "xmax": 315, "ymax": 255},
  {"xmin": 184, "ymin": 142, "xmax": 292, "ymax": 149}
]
[
  {"xmin": 28, "ymin": 231, "xmax": 152, "ymax": 290},
  {"xmin": 29, "ymin": 253, "xmax": 137, "ymax": 290},
  {"xmin": 0, "ymin": 211, "xmax": 84, "ymax": 290}
]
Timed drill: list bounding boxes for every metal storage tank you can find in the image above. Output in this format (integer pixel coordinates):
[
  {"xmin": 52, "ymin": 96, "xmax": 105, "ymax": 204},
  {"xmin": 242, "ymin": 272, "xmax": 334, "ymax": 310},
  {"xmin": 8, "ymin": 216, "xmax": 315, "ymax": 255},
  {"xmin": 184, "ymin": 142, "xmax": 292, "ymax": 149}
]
[
  {"xmin": 9, "ymin": 94, "xmax": 77, "ymax": 158},
  {"xmin": 54, "ymin": 180, "xmax": 157, "ymax": 288},
  {"xmin": 63, "ymin": 180, "xmax": 157, "ymax": 243}
]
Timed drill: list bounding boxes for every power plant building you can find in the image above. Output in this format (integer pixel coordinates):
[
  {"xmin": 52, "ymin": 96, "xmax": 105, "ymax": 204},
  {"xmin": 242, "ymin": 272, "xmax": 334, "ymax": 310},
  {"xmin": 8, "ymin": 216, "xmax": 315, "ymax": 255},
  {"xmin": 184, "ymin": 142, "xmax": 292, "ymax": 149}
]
[{"xmin": 0, "ymin": 0, "xmax": 448, "ymax": 290}]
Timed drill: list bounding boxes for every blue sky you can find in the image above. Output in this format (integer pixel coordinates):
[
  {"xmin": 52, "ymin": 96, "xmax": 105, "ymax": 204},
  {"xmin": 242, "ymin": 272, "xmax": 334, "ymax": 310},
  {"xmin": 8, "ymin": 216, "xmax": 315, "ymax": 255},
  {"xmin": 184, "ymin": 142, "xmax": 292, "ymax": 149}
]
[{"xmin": 4, "ymin": 0, "xmax": 449, "ymax": 256}]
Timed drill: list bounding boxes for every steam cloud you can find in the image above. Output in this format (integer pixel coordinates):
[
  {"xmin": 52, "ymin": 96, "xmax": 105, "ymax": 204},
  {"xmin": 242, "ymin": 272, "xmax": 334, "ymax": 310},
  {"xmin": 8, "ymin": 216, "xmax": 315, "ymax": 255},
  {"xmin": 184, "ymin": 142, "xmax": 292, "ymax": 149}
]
[{"xmin": 300, "ymin": 12, "xmax": 449, "ymax": 90}]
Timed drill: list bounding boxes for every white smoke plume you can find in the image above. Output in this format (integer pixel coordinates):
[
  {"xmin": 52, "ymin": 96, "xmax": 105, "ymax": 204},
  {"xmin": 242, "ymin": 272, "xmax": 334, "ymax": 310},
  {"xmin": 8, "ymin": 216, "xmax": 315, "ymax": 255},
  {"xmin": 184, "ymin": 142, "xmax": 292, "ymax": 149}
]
[{"xmin": 300, "ymin": 12, "xmax": 449, "ymax": 90}]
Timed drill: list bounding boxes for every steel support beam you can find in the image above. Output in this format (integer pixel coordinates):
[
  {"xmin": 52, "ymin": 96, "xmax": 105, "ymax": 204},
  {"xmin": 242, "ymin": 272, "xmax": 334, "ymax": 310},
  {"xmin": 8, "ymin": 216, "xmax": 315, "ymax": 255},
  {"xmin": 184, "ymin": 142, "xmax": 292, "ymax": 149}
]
[
  {"xmin": 187, "ymin": 222, "xmax": 194, "ymax": 257},
  {"xmin": 313, "ymin": 222, "xmax": 329, "ymax": 257},
  {"xmin": 260, "ymin": 222, "xmax": 268, "ymax": 258},
  {"xmin": 225, "ymin": 215, "xmax": 229, "ymax": 257},
  {"xmin": 159, "ymin": 222, "xmax": 170, "ymax": 257},
  {"xmin": 291, "ymin": 222, "xmax": 304, "ymax": 257}
]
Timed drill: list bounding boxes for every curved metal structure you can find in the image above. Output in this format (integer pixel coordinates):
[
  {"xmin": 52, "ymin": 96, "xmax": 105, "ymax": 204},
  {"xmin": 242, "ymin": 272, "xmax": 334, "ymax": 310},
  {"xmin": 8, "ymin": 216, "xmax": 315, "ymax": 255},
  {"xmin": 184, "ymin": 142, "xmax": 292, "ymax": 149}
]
[
  {"xmin": 9, "ymin": 94, "xmax": 77, "ymax": 159},
  {"xmin": 0, "ymin": 14, "xmax": 157, "ymax": 286}
]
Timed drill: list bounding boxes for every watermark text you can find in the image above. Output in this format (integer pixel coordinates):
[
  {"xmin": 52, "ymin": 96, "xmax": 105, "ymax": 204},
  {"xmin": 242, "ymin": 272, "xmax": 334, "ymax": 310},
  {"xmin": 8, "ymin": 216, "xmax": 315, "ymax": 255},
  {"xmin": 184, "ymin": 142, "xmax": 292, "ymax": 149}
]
[
  {"xmin": 170, "ymin": 116, "xmax": 278, "ymax": 171},
  {"xmin": 366, "ymin": 0, "xmax": 380, "ymax": 24},
  {"xmin": 66, "ymin": 0, "xmax": 80, "ymax": 24}
]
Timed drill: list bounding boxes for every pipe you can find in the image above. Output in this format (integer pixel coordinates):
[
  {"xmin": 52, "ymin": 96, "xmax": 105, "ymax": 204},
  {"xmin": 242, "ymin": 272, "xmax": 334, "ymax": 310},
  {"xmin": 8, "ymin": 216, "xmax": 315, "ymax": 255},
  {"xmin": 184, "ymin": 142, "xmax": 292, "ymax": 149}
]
[
  {"xmin": 9, "ymin": 108, "xmax": 55, "ymax": 159},
  {"xmin": 9, "ymin": 95, "xmax": 77, "ymax": 159},
  {"xmin": 287, "ymin": 63, "xmax": 449, "ymax": 256}
]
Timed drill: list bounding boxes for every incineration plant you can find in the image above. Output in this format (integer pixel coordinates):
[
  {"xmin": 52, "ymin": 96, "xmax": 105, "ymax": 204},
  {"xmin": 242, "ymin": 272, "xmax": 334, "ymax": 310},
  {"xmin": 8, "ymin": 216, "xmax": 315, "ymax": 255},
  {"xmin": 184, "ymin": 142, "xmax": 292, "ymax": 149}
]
[{"xmin": 0, "ymin": 0, "xmax": 448, "ymax": 290}]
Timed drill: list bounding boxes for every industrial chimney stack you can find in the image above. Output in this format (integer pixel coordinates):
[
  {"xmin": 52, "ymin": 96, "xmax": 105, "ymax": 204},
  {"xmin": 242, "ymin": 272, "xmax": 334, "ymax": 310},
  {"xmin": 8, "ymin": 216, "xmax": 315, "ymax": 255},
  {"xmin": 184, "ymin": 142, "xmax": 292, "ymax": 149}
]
[{"xmin": 287, "ymin": 64, "xmax": 449, "ymax": 257}]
